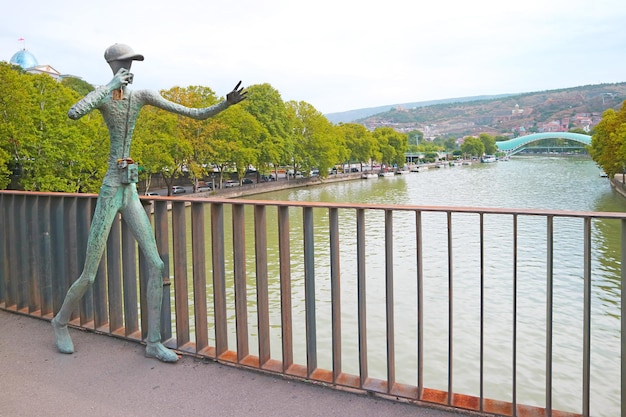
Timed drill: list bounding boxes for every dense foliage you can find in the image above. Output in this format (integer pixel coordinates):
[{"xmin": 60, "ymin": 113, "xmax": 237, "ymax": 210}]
[
  {"xmin": 0, "ymin": 63, "xmax": 413, "ymax": 192},
  {"xmin": 589, "ymin": 101, "xmax": 626, "ymax": 178}
]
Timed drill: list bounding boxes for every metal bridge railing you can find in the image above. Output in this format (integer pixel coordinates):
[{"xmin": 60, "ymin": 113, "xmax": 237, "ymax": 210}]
[{"xmin": 0, "ymin": 190, "xmax": 623, "ymax": 417}]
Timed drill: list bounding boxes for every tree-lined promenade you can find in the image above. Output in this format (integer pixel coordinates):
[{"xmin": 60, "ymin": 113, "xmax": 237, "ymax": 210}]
[{"xmin": 1, "ymin": 62, "xmax": 415, "ymax": 195}]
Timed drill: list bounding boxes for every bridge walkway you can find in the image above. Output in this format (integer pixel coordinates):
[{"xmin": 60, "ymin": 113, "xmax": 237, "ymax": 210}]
[{"xmin": 0, "ymin": 311, "xmax": 468, "ymax": 417}]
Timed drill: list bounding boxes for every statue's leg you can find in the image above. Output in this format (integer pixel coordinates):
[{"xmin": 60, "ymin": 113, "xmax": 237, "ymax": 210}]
[
  {"xmin": 52, "ymin": 186, "xmax": 120, "ymax": 354},
  {"xmin": 122, "ymin": 189, "xmax": 178, "ymax": 363}
]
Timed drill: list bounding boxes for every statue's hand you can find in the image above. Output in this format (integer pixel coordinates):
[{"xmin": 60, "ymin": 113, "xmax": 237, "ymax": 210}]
[
  {"xmin": 107, "ymin": 68, "xmax": 133, "ymax": 90},
  {"xmin": 226, "ymin": 81, "xmax": 247, "ymax": 105}
]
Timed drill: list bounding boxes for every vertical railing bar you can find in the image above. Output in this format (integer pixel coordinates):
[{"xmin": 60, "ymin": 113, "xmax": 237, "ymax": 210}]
[
  {"xmin": 6, "ymin": 195, "xmax": 17, "ymax": 309},
  {"xmin": 582, "ymin": 217, "xmax": 591, "ymax": 417},
  {"xmin": 415, "ymin": 210, "xmax": 424, "ymax": 399},
  {"xmin": 512, "ymin": 214, "xmax": 518, "ymax": 416},
  {"xmin": 621, "ymin": 219, "xmax": 626, "ymax": 417},
  {"xmin": 0, "ymin": 194, "xmax": 6, "ymax": 307},
  {"xmin": 172, "ymin": 201, "xmax": 190, "ymax": 348},
  {"xmin": 254, "ymin": 205, "xmax": 271, "ymax": 367},
  {"xmin": 191, "ymin": 202, "xmax": 208, "ymax": 352},
  {"xmin": 106, "ymin": 214, "xmax": 123, "ymax": 333},
  {"xmin": 154, "ymin": 200, "xmax": 172, "ymax": 342},
  {"xmin": 64, "ymin": 197, "xmax": 79, "ymax": 322},
  {"xmin": 211, "ymin": 202, "xmax": 228, "ymax": 357},
  {"xmin": 27, "ymin": 195, "xmax": 40, "ymax": 314},
  {"xmin": 39, "ymin": 196, "xmax": 53, "ymax": 317},
  {"xmin": 77, "ymin": 198, "xmax": 93, "ymax": 327},
  {"xmin": 232, "ymin": 203, "xmax": 249, "ymax": 361},
  {"xmin": 546, "ymin": 215, "xmax": 554, "ymax": 416},
  {"xmin": 51, "ymin": 197, "xmax": 67, "ymax": 314},
  {"xmin": 0, "ymin": 194, "xmax": 7, "ymax": 308},
  {"xmin": 447, "ymin": 211, "xmax": 454, "ymax": 404},
  {"xmin": 479, "ymin": 213, "xmax": 485, "ymax": 412},
  {"xmin": 385, "ymin": 209, "xmax": 395, "ymax": 392},
  {"xmin": 329, "ymin": 207, "xmax": 342, "ymax": 381},
  {"xmin": 357, "ymin": 208, "xmax": 368, "ymax": 386},
  {"xmin": 17, "ymin": 195, "xmax": 27, "ymax": 311},
  {"xmin": 121, "ymin": 216, "xmax": 139, "ymax": 336},
  {"xmin": 278, "ymin": 205, "xmax": 293, "ymax": 371},
  {"xmin": 303, "ymin": 206, "xmax": 317, "ymax": 376}
]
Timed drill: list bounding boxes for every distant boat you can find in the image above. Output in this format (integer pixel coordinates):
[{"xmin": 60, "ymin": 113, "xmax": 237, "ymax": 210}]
[
  {"xmin": 462, "ymin": 161, "xmax": 472, "ymax": 166},
  {"xmin": 395, "ymin": 168, "xmax": 411, "ymax": 175},
  {"xmin": 600, "ymin": 171, "xmax": 608, "ymax": 178},
  {"xmin": 481, "ymin": 155, "xmax": 497, "ymax": 163},
  {"xmin": 361, "ymin": 172, "xmax": 377, "ymax": 179},
  {"xmin": 378, "ymin": 171, "xmax": 395, "ymax": 177}
]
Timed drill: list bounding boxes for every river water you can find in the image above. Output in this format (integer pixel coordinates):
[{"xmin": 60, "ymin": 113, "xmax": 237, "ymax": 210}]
[{"xmin": 235, "ymin": 156, "xmax": 622, "ymax": 416}]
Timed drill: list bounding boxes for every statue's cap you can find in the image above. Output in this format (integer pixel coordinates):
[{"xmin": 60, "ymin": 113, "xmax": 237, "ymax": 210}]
[{"xmin": 104, "ymin": 43, "xmax": 144, "ymax": 62}]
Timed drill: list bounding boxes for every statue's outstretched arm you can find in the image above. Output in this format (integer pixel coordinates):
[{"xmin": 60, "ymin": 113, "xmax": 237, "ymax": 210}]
[
  {"xmin": 141, "ymin": 82, "xmax": 247, "ymax": 120},
  {"xmin": 68, "ymin": 69, "xmax": 132, "ymax": 120}
]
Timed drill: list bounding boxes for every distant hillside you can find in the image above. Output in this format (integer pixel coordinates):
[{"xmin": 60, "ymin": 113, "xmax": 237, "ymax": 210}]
[
  {"xmin": 325, "ymin": 83, "xmax": 626, "ymax": 139},
  {"xmin": 324, "ymin": 94, "xmax": 513, "ymax": 124}
]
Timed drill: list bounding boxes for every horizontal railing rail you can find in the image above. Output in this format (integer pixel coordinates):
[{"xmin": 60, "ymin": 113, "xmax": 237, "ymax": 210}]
[{"xmin": 0, "ymin": 190, "xmax": 623, "ymax": 417}]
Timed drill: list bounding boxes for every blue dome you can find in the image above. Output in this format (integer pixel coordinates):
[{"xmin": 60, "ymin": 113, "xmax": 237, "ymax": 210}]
[{"xmin": 10, "ymin": 49, "xmax": 39, "ymax": 69}]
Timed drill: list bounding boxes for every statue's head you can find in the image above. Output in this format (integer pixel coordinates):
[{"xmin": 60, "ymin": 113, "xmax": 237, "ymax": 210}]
[{"xmin": 104, "ymin": 43, "xmax": 144, "ymax": 76}]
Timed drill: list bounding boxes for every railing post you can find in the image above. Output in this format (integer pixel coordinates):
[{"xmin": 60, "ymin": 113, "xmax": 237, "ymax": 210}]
[
  {"xmin": 278, "ymin": 205, "xmax": 293, "ymax": 371},
  {"xmin": 385, "ymin": 209, "xmax": 395, "ymax": 392},
  {"xmin": 254, "ymin": 205, "xmax": 271, "ymax": 367},
  {"xmin": 303, "ymin": 206, "xmax": 317, "ymax": 376},
  {"xmin": 329, "ymin": 207, "xmax": 342, "ymax": 381},
  {"xmin": 582, "ymin": 217, "xmax": 591, "ymax": 417},
  {"xmin": 356, "ymin": 208, "xmax": 368, "ymax": 386},
  {"xmin": 232, "ymin": 203, "xmax": 249, "ymax": 361},
  {"xmin": 620, "ymin": 220, "xmax": 626, "ymax": 416},
  {"xmin": 546, "ymin": 216, "xmax": 554, "ymax": 416},
  {"xmin": 211, "ymin": 202, "xmax": 228, "ymax": 357}
]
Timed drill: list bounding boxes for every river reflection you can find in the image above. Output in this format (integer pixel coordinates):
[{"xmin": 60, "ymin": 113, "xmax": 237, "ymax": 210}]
[{"xmin": 175, "ymin": 156, "xmax": 622, "ymax": 416}]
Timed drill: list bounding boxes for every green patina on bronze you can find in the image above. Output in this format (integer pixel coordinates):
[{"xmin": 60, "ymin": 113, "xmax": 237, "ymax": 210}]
[{"xmin": 51, "ymin": 43, "xmax": 246, "ymax": 362}]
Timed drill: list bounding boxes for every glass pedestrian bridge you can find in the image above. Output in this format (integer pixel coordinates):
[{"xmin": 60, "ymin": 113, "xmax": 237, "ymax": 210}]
[
  {"xmin": 496, "ymin": 133, "xmax": 591, "ymax": 155},
  {"xmin": 0, "ymin": 190, "xmax": 622, "ymax": 417}
]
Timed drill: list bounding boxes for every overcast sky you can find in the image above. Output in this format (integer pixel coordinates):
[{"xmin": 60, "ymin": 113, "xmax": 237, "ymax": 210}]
[{"xmin": 1, "ymin": 0, "xmax": 625, "ymax": 115}]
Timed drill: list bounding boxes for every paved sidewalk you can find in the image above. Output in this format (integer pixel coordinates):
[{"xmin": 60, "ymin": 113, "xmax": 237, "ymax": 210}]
[{"xmin": 0, "ymin": 310, "xmax": 472, "ymax": 417}]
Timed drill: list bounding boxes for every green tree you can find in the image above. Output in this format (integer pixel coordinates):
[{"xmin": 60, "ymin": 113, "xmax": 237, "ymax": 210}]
[
  {"xmin": 286, "ymin": 101, "xmax": 343, "ymax": 177},
  {"xmin": 372, "ymin": 127, "xmax": 408, "ymax": 167},
  {"xmin": 479, "ymin": 133, "xmax": 497, "ymax": 155},
  {"xmin": 240, "ymin": 84, "xmax": 287, "ymax": 177},
  {"xmin": 61, "ymin": 77, "xmax": 95, "ymax": 97},
  {"xmin": 211, "ymin": 105, "xmax": 264, "ymax": 182},
  {"xmin": 337, "ymin": 123, "xmax": 375, "ymax": 171},
  {"xmin": 590, "ymin": 102, "xmax": 626, "ymax": 178},
  {"xmin": 0, "ymin": 62, "xmax": 34, "ymax": 189},
  {"xmin": 461, "ymin": 136, "xmax": 485, "ymax": 158},
  {"xmin": 22, "ymin": 73, "xmax": 106, "ymax": 192}
]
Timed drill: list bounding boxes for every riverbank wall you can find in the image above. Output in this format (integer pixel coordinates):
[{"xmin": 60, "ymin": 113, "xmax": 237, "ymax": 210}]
[
  {"xmin": 194, "ymin": 172, "xmax": 364, "ymax": 199},
  {"xmin": 610, "ymin": 175, "xmax": 626, "ymax": 199}
]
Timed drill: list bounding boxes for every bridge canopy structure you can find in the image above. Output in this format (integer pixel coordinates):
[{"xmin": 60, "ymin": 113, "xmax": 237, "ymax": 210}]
[{"xmin": 496, "ymin": 132, "xmax": 591, "ymax": 155}]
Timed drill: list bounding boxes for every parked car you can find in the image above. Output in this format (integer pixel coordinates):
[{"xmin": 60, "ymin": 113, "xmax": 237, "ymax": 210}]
[
  {"xmin": 196, "ymin": 184, "xmax": 212, "ymax": 192},
  {"xmin": 145, "ymin": 192, "xmax": 159, "ymax": 196},
  {"xmin": 260, "ymin": 174, "xmax": 275, "ymax": 182},
  {"xmin": 224, "ymin": 180, "xmax": 239, "ymax": 188},
  {"xmin": 172, "ymin": 186, "xmax": 186, "ymax": 194},
  {"xmin": 242, "ymin": 178, "xmax": 254, "ymax": 185}
]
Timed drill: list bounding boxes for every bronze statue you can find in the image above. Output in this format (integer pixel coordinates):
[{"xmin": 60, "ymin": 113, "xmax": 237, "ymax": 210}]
[{"xmin": 51, "ymin": 43, "xmax": 246, "ymax": 362}]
